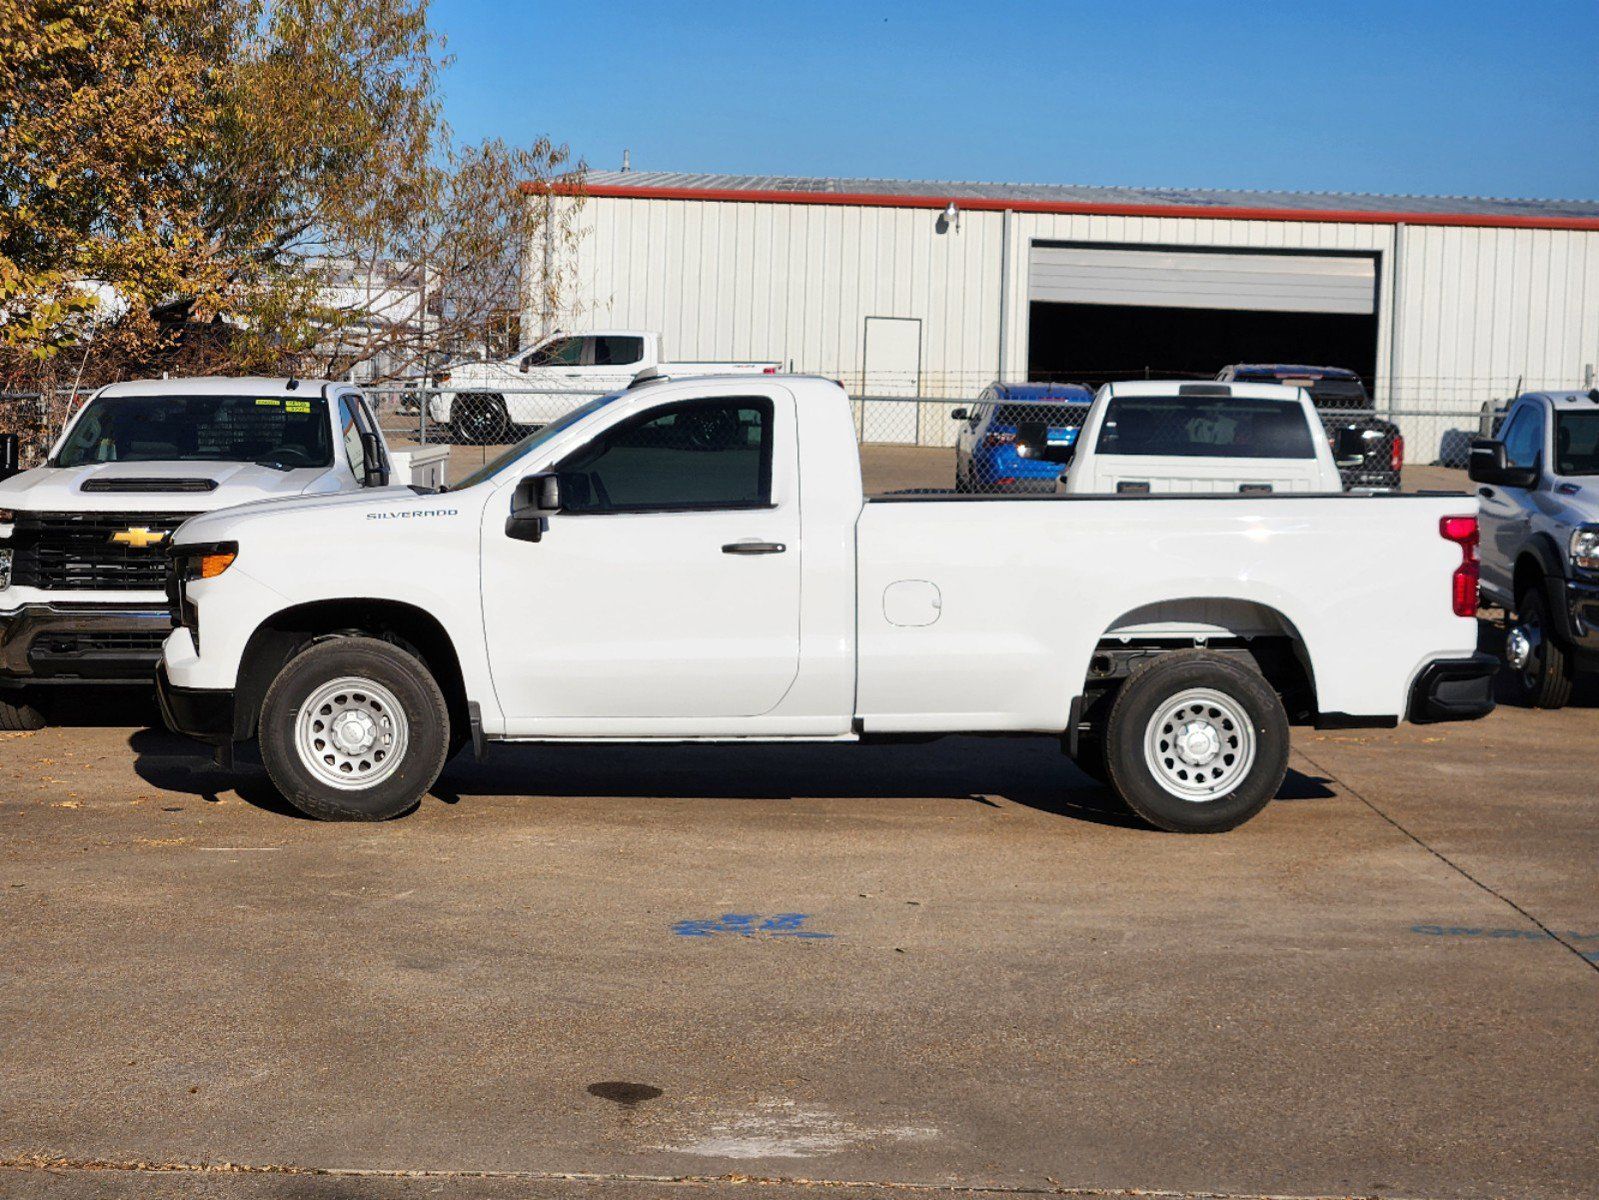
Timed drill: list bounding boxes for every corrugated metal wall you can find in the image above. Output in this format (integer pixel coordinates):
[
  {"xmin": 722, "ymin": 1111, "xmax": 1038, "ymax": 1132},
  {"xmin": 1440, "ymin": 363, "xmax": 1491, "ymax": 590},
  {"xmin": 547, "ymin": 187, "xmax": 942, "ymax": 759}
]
[{"xmin": 551, "ymin": 194, "xmax": 1599, "ymax": 417}]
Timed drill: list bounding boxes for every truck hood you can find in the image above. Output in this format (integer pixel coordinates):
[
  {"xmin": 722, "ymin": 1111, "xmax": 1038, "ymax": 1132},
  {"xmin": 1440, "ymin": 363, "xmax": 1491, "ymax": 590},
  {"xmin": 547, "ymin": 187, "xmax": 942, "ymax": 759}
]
[
  {"xmin": 172, "ymin": 484, "xmax": 463, "ymax": 546},
  {"xmin": 0, "ymin": 460, "xmax": 335, "ymax": 513},
  {"xmin": 1550, "ymin": 479, "xmax": 1599, "ymax": 524}
]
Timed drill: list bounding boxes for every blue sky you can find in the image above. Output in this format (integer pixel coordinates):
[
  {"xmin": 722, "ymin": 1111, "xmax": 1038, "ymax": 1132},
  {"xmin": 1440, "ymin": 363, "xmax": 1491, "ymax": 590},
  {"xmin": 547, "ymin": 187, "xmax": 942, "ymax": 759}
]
[{"xmin": 430, "ymin": 0, "xmax": 1599, "ymax": 200}]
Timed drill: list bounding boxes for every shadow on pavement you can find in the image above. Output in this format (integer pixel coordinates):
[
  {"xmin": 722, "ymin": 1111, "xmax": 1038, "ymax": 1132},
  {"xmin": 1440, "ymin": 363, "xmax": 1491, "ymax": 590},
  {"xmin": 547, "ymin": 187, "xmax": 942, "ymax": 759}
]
[{"xmin": 125, "ymin": 724, "xmax": 1340, "ymax": 831}]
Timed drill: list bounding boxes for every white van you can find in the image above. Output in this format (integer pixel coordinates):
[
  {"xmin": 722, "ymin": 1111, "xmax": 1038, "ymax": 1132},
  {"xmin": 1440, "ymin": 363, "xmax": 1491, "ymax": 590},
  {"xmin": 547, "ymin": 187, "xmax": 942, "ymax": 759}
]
[{"xmin": 1046, "ymin": 381, "xmax": 1344, "ymax": 496}]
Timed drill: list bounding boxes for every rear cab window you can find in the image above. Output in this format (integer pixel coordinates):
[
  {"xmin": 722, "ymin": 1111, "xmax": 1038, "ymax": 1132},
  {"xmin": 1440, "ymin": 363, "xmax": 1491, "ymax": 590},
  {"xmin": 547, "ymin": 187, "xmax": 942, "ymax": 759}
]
[{"xmin": 1095, "ymin": 396, "xmax": 1316, "ymax": 459}]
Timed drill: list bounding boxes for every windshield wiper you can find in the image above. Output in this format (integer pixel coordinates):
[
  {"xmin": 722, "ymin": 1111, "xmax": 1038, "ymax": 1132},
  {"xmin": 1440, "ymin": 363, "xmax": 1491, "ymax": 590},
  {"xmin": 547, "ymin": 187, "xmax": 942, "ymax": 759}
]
[{"xmin": 254, "ymin": 458, "xmax": 293, "ymax": 472}]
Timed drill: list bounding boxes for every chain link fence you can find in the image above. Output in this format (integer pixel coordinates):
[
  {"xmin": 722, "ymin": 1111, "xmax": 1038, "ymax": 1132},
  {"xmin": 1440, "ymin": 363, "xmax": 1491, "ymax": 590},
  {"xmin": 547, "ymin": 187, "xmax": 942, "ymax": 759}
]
[
  {"xmin": 362, "ymin": 382, "xmax": 1497, "ymax": 495},
  {"xmin": 0, "ymin": 377, "xmax": 1520, "ymax": 495}
]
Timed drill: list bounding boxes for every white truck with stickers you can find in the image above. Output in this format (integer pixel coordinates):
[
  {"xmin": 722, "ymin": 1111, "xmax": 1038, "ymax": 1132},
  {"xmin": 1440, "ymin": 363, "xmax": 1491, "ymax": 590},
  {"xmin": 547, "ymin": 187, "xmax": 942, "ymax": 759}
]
[
  {"xmin": 1048, "ymin": 381, "xmax": 1346, "ymax": 496},
  {"xmin": 0, "ymin": 376, "xmax": 435, "ymax": 728},
  {"xmin": 425, "ymin": 329, "xmax": 780, "ymax": 443},
  {"xmin": 158, "ymin": 374, "xmax": 1494, "ymax": 834}
]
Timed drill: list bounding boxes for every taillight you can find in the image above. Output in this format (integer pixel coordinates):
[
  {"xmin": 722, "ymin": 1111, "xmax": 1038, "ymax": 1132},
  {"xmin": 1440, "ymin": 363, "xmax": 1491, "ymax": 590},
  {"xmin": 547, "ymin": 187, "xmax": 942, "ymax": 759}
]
[
  {"xmin": 1440, "ymin": 516, "xmax": 1479, "ymax": 617},
  {"xmin": 1390, "ymin": 432, "xmax": 1405, "ymax": 474},
  {"xmin": 983, "ymin": 432, "xmax": 1015, "ymax": 449},
  {"xmin": 763, "ymin": 366, "xmax": 777, "ymax": 374}
]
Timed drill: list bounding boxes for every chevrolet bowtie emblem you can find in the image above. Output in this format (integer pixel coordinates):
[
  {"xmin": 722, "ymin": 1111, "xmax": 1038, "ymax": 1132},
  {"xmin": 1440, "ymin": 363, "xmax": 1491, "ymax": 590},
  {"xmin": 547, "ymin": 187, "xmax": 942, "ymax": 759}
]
[{"xmin": 110, "ymin": 527, "xmax": 167, "ymax": 550}]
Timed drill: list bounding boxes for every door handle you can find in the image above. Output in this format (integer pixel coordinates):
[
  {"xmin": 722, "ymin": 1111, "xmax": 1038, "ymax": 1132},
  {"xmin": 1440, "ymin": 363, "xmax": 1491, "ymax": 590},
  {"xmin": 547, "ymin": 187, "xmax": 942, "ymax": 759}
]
[{"xmin": 722, "ymin": 541, "xmax": 786, "ymax": 555}]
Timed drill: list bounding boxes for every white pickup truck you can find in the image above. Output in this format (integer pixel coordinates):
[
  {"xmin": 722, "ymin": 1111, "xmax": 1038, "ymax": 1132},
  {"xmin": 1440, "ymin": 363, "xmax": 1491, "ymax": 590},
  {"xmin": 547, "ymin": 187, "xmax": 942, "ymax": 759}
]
[
  {"xmin": 1044, "ymin": 380, "xmax": 1345, "ymax": 496},
  {"xmin": 157, "ymin": 375, "xmax": 1495, "ymax": 833},
  {"xmin": 0, "ymin": 376, "xmax": 435, "ymax": 729},
  {"xmin": 428, "ymin": 329, "xmax": 780, "ymax": 443}
]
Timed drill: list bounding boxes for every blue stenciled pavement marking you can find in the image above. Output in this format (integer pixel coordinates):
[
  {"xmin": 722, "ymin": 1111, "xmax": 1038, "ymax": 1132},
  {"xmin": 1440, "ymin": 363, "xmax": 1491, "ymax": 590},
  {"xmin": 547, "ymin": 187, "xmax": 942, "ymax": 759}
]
[
  {"xmin": 672, "ymin": 913, "xmax": 835, "ymax": 939},
  {"xmin": 1412, "ymin": 924, "xmax": 1599, "ymax": 961}
]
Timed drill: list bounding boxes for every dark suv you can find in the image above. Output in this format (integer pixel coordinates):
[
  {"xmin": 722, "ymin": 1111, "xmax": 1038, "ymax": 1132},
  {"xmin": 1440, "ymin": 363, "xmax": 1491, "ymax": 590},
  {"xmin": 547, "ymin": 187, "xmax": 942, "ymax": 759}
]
[{"xmin": 1216, "ymin": 365, "xmax": 1402, "ymax": 491}]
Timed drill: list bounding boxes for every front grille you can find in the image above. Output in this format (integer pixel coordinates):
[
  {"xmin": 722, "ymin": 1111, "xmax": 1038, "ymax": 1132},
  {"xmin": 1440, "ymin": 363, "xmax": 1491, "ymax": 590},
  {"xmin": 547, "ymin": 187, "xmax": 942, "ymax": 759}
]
[
  {"xmin": 29, "ymin": 630, "xmax": 170, "ymax": 657},
  {"xmin": 8, "ymin": 511, "xmax": 198, "ymax": 591}
]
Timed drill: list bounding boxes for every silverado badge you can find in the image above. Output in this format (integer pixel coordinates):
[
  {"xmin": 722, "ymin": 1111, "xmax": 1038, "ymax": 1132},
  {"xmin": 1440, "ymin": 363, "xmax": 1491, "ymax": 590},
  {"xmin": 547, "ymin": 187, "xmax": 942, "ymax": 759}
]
[{"xmin": 110, "ymin": 527, "xmax": 167, "ymax": 550}]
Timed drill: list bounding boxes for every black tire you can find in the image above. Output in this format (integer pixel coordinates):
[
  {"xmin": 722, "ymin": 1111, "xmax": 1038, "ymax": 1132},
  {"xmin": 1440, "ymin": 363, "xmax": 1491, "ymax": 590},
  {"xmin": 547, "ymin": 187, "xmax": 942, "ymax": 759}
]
[
  {"xmin": 258, "ymin": 637, "xmax": 450, "ymax": 821},
  {"xmin": 453, "ymin": 394, "xmax": 510, "ymax": 445},
  {"xmin": 0, "ymin": 694, "xmax": 46, "ymax": 731},
  {"xmin": 1103, "ymin": 650, "xmax": 1290, "ymax": 834},
  {"xmin": 1507, "ymin": 586, "xmax": 1573, "ymax": 709}
]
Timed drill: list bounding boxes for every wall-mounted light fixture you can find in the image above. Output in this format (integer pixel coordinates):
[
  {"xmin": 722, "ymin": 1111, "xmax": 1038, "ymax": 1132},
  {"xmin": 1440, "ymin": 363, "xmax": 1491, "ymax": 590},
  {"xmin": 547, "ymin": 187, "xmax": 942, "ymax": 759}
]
[{"xmin": 942, "ymin": 200, "xmax": 961, "ymax": 233}]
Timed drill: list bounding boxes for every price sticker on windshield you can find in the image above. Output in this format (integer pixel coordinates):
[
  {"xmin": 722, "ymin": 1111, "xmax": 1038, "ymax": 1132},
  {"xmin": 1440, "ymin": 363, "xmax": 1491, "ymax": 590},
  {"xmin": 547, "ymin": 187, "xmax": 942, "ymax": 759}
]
[
  {"xmin": 255, "ymin": 398, "xmax": 282, "ymax": 407},
  {"xmin": 285, "ymin": 401, "xmax": 310, "ymax": 413}
]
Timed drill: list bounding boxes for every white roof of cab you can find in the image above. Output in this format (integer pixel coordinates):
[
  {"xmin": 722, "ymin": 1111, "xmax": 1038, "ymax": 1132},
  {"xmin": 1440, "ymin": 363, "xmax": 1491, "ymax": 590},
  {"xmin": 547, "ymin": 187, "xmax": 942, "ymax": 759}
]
[
  {"xmin": 96, "ymin": 376, "xmax": 347, "ymax": 398},
  {"xmin": 1529, "ymin": 389, "xmax": 1599, "ymax": 408},
  {"xmin": 1106, "ymin": 379, "xmax": 1305, "ymax": 401}
]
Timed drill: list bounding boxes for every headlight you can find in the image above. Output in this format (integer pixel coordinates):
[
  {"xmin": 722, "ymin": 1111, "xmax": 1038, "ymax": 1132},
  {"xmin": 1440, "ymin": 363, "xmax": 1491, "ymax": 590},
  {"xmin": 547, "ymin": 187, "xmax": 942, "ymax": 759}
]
[{"xmin": 1571, "ymin": 527, "xmax": 1599, "ymax": 573}]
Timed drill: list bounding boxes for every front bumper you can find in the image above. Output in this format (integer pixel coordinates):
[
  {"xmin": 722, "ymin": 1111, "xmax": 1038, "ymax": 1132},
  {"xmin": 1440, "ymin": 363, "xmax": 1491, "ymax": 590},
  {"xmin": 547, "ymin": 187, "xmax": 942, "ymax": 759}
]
[
  {"xmin": 155, "ymin": 662, "xmax": 235, "ymax": 745},
  {"xmin": 1559, "ymin": 576, "xmax": 1599, "ymax": 664},
  {"xmin": 1408, "ymin": 654, "xmax": 1498, "ymax": 724},
  {"xmin": 0, "ymin": 602, "xmax": 171, "ymax": 683}
]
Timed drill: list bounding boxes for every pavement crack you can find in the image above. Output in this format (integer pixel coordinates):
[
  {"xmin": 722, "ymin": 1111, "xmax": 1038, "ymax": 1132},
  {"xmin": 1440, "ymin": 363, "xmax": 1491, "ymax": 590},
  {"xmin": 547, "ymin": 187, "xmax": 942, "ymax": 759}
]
[
  {"xmin": 0, "ymin": 1153, "xmax": 1438, "ymax": 1199},
  {"xmin": 1294, "ymin": 746, "xmax": 1599, "ymax": 977}
]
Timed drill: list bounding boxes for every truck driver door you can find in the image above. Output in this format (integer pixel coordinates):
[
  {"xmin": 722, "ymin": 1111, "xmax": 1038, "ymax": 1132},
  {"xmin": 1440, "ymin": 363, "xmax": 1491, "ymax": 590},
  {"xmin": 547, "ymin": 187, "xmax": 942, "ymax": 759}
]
[{"xmin": 480, "ymin": 387, "xmax": 802, "ymax": 730}]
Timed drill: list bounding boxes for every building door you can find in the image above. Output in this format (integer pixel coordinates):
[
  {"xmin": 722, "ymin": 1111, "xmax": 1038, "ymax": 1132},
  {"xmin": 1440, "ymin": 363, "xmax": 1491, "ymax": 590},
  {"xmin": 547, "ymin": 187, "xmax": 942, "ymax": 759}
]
[{"xmin": 861, "ymin": 317, "xmax": 922, "ymax": 445}]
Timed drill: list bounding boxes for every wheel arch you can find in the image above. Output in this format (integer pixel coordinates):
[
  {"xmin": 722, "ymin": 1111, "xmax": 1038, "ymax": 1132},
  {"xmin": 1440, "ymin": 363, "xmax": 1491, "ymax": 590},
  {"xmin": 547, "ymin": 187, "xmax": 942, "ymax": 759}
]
[
  {"xmin": 1512, "ymin": 534, "xmax": 1565, "ymax": 606},
  {"xmin": 232, "ymin": 598, "xmax": 469, "ymax": 744},
  {"xmin": 1077, "ymin": 596, "xmax": 1319, "ymax": 730}
]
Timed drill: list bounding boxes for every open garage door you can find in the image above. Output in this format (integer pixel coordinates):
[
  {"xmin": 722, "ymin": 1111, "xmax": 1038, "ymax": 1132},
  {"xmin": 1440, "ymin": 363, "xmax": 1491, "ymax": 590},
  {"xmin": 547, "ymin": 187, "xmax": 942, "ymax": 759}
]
[{"xmin": 1027, "ymin": 243, "xmax": 1379, "ymax": 386}]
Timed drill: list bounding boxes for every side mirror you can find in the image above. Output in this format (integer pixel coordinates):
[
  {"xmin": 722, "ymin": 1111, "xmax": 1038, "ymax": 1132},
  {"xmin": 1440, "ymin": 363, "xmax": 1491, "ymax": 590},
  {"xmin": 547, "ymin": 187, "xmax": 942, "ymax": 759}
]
[
  {"xmin": 519, "ymin": 357, "xmax": 532, "ymax": 373},
  {"xmin": 1015, "ymin": 420, "xmax": 1076, "ymax": 465},
  {"xmin": 1468, "ymin": 438, "xmax": 1539, "ymax": 489},
  {"xmin": 506, "ymin": 472, "xmax": 562, "ymax": 543},
  {"xmin": 360, "ymin": 431, "xmax": 389, "ymax": 488},
  {"xmin": 949, "ymin": 408, "xmax": 969, "ymax": 422},
  {"xmin": 0, "ymin": 434, "xmax": 19, "ymax": 482}
]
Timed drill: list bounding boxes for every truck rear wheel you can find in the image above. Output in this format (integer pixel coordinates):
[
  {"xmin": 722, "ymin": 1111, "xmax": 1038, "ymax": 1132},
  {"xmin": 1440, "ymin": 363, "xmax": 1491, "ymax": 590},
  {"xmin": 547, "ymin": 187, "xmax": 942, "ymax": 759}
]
[
  {"xmin": 453, "ymin": 394, "xmax": 510, "ymax": 445},
  {"xmin": 0, "ymin": 693, "xmax": 45, "ymax": 731},
  {"xmin": 259, "ymin": 637, "xmax": 449, "ymax": 821},
  {"xmin": 1103, "ymin": 651, "xmax": 1289, "ymax": 834},
  {"xmin": 1506, "ymin": 586, "xmax": 1572, "ymax": 709}
]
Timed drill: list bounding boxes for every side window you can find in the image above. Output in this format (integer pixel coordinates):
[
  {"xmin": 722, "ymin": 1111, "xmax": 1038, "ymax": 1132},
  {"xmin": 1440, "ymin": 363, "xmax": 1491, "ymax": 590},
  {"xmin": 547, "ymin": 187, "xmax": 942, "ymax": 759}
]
[
  {"xmin": 523, "ymin": 336, "xmax": 584, "ymax": 368},
  {"xmin": 591, "ymin": 335, "xmax": 644, "ymax": 366},
  {"xmin": 1501, "ymin": 405, "xmax": 1543, "ymax": 469},
  {"xmin": 337, "ymin": 394, "xmax": 366, "ymax": 480},
  {"xmin": 556, "ymin": 397, "xmax": 774, "ymax": 514}
]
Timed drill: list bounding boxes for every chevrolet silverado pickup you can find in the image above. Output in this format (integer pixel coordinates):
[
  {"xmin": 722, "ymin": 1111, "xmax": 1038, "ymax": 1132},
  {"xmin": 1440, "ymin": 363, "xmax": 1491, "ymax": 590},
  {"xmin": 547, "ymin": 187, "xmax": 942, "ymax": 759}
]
[
  {"xmin": 0, "ymin": 376, "xmax": 427, "ymax": 728},
  {"xmin": 157, "ymin": 375, "xmax": 1495, "ymax": 833}
]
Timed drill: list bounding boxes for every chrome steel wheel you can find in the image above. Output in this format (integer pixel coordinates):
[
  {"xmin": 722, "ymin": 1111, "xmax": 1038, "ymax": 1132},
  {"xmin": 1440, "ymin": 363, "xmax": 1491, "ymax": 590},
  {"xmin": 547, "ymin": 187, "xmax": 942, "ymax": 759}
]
[
  {"xmin": 294, "ymin": 676, "xmax": 409, "ymax": 791},
  {"xmin": 1142, "ymin": 686, "xmax": 1256, "ymax": 802},
  {"xmin": 1507, "ymin": 617, "xmax": 1543, "ymax": 691}
]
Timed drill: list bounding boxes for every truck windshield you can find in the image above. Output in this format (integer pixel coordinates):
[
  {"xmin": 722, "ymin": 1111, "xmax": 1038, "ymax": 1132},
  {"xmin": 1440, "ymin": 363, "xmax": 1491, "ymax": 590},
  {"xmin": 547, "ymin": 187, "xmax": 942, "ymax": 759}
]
[
  {"xmin": 53, "ymin": 394, "xmax": 333, "ymax": 469},
  {"xmin": 1096, "ymin": 397, "xmax": 1316, "ymax": 459},
  {"xmin": 1555, "ymin": 411, "xmax": 1599, "ymax": 476},
  {"xmin": 448, "ymin": 393, "xmax": 621, "ymax": 491}
]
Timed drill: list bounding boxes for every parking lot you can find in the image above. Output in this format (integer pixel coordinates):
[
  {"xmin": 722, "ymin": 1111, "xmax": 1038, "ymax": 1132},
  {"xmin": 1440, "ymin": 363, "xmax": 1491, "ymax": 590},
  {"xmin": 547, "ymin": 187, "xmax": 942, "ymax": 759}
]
[{"xmin": 2, "ymin": 651, "xmax": 1594, "ymax": 1200}]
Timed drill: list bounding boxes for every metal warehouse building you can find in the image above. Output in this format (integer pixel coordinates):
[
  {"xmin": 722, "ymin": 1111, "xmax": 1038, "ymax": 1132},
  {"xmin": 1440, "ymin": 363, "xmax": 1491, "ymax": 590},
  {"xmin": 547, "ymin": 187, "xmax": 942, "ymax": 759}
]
[{"xmin": 533, "ymin": 171, "xmax": 1599, "ymax": 456}]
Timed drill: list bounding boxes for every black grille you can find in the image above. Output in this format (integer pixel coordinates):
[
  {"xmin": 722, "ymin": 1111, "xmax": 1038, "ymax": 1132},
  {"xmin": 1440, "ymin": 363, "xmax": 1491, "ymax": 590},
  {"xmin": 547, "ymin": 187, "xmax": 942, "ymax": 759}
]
[
  {"xmin": 8, "ymin": 512, "xmax": 198, "ymax": 591},
  {"xmin": 30, "ymin": 630, "xmax": 170, "ymax": 656},
  {"xmin": 80, "ymin": 478, "xmax": 218, "ymax": 494}
]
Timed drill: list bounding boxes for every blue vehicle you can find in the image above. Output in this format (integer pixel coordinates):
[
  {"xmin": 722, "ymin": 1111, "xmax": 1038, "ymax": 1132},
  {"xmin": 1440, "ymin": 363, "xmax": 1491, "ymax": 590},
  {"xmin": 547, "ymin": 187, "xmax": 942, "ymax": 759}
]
[{"xmin": 951, "ymin": 383, "xmax": 1093, "ymax": 493}]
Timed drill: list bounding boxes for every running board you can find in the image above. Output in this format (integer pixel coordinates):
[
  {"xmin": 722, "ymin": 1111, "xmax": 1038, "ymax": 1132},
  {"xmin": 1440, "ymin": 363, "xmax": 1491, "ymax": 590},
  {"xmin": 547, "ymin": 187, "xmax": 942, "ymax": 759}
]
[{"xmin": 493, "ymin": 734, "xmax": 860, "ymax": 745}]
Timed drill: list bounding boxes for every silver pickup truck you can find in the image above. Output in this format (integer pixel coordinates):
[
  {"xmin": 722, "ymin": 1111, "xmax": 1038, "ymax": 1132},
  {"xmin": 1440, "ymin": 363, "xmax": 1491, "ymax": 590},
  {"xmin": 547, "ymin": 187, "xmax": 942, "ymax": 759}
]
[{"xmin": 1471, "ymin": 388, "xmax": 1599, "ymax": 706}]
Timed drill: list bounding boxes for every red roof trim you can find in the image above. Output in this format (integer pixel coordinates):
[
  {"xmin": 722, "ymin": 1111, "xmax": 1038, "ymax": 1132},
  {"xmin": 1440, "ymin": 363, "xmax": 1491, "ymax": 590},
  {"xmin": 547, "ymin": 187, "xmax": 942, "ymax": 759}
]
[{"xmin": 536, "ymin": 181, "xmax": 1599, "ymax": 232}]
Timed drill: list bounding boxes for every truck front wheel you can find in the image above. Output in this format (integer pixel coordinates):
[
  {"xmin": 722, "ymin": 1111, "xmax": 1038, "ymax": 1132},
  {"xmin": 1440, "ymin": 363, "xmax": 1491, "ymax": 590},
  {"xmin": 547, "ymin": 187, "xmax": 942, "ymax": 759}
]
[
  {"xmin": 1505, "ymin": 586, "xmax": 1573, "ymax": 709},
  {"xmin": 1103, "ymin": 651, "xmax": 1289, "ymax": 833},
  {"xmin": 0, "ymin": 693, "xmax": 46, "ymax": 731},
  {"xmin": 258, "ymin": 637, "xmax": 450, "ymax": 821}
]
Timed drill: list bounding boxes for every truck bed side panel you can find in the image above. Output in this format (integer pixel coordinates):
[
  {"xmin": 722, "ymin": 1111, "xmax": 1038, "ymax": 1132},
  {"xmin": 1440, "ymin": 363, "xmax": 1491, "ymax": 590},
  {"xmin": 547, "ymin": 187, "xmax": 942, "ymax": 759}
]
[{"xmin": 855, "ymin": 496, "xmax": 1479, "ymax": 732}]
